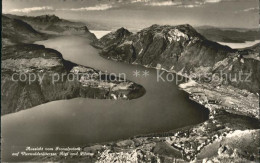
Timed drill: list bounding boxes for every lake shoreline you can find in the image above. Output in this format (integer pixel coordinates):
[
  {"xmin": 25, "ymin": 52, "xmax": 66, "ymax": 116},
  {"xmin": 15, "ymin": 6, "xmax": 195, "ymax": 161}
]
[
  {"xmin": 2, "ymin": 12, "xmax": 259, "ymax": 162},
  {"xmin": 2, "ymin": 35, "xmax": 210, "ymax": 162},
  {"xmin": 76, "ymin": 72, "xmax": 259, "ymax": 162},
  {"xmin": 3, "ymin": 35, "xmax": 259, "ymax": 162},
  {"xmin": 31, "ymin": 70, "xmax": 260, "ymax": 162},
  {"xmin": 77, "ymin": 36, "xmax": 260, "ymax": 161},
  {"xmin": 30, "ymin": 35, "xmax": 260, "ymax": 162},
  {"xmin": 1, "ymin": 42, "xmax": 146, "ymax": 116}
]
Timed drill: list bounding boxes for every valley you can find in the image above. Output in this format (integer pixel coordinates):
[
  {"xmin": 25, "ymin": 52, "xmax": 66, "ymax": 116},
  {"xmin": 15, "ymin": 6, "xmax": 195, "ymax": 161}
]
[{"xmin": 1, "ymin": 14, "xmax": 259, "ymax": 162}]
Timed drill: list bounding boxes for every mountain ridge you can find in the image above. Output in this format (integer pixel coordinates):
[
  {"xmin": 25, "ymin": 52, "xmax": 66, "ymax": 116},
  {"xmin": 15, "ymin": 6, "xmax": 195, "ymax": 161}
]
[
  {"xmin": 2, "ymin": 14, "xmax": 259, "ymax": 163},
  {"xmin": 1, "ymin": 14, "xmax": 145, "ymax": 115},
  {"xmin": 98, "ymin": 24, "xmax": 259, "ymax": 93},
  {"xmin": 3, "ymin": 14, "xmax": 97, "ymax": 39},
  {"xmin": 2, "ymin": 15, "xmax": 47, "ymax": 45},
  {"xmin": 196, "ymin": 26, "xmax": 260, "ymax": 43}
]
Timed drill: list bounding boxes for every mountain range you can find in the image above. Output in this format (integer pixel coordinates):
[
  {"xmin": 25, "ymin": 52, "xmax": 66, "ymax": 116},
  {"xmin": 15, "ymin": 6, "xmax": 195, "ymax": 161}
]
[
  {"xmin": 1, "ymin": 14, "xmax": 145, "ymax": 115},
  {"xmin": 1, "ymin": 14, "xmax": 259, "ymax": 162},
  {"xmin": 196, "ymin": 26, "xmax": 260, "ymax": 43},
  {"xmin": 4, "ymin": 14, "xmax": 97, "ymax": 39},
  {"xmin": 2, "ymin": 15, "xmax": 47, "ymax": 45},
  {"xmin": 98, "ymin": 24, "xmax": 260, "ymax": 93},
  {"xmin": 2, "ymin": 13, "xmax": 259, "ymax": 113},
  {"xmin": 94, "ymin": 24, "xmax": 260, "ymax": 163}
]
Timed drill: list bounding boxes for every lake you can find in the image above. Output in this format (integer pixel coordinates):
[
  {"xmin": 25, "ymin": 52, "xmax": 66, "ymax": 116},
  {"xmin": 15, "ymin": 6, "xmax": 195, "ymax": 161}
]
[
  {"xmin": 1, "ymin": 35, "xmax": 209, "ymax": 161},
  {"xmin": 218, "ymin": 40, "xmax": 260, "ymax": 49}
]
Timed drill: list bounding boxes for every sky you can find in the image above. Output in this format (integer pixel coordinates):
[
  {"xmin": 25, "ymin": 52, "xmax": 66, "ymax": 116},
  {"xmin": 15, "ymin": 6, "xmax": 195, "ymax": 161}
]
[{"xmin": 2, "ymin": 0, "xmax": 259, "ymax": 30}]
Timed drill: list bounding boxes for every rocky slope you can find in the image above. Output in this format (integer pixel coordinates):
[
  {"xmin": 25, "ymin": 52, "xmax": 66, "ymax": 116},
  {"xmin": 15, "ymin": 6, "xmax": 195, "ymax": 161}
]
[
  {"xmin": 2, "ymin": 15, "xmax": 47, "ymax": 45},
  {"xmin": 1, "ymin": 44, "xmax": 145, "ymax": 115},
  {"xmin": 1, "ymin": 15, "xmax": 145, "ymax": 115},
  {"xmin": 99, "ymin": 24, "xmax": 259, "ymax": 94}
]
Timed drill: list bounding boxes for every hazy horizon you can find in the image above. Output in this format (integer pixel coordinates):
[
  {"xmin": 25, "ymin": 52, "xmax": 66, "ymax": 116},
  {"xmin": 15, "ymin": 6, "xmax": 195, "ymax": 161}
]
[{"xmin": 3, "ymin": 0, "xmax": 259, "ymax": 30}]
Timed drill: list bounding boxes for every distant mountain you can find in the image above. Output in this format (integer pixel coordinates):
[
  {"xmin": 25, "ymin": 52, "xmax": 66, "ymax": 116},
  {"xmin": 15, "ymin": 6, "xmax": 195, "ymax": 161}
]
[
  {"xmin": 2, "ymin": 15, "xmax": 46, "ymax": 45},
  {"xmin": 98, "ymin": 24, "xmax": 260, "ymax": 93},
  {"xmin": 5, "ymin": 14, "xmax": 83, "ymax": 29},
  {"xmin": 4, "ymin": 14, "xmax": 97, "ymax": 40},
  {"xmin": 196, "ymin": 26, "xmax": 260, "ymax": 43}
]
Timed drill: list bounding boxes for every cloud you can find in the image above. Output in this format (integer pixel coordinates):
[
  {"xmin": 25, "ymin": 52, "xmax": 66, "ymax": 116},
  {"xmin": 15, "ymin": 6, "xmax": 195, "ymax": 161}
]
[
  {"xmin": 243, "ymin": 7, "xmax": 259, "ymax": 12},
  {"xmin": 9, "ymin": 6, "xmax": 54, "ymax": 13},
  {"xmin": 136, "ymin": 0, "xmax": 226, "ymax": 7},
  {"xmin": 179, "ymin": 4, "xmax": 201, "ymax": 8},
  {"xmin": 7, "ymin": 4, "xmax": 113, "ymax": 13},
  {"xmin": 6, "ymin": 0, "xmax": 237, "ymax": 14},
  {"xmin": 235, "ymin": 7, "xmax": 259, "ymax": 13},
  {"xmin": 204, "ymin": 0, "xmax": 222, "ymax": 3},
  {"xmin": 60, "ymin": 4, "xmax": 113, "ymax": 11},
  {"xmin": 131, "ymin": 0, "xmax": 150, "ymax": 3},
  {"xmin": 146, "ymin": 1, "xmax": 182, "ymax": 6}
]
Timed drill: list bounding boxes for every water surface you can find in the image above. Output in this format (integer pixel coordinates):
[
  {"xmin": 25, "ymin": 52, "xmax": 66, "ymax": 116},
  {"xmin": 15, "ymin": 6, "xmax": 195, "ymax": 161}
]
[
  {"xmin": 2, "ymin": 35, "xmax": 209, "ymax": 161},
  {"xmin": 218, "ymin": 40, "xmax": 260, "ymax": 49}
]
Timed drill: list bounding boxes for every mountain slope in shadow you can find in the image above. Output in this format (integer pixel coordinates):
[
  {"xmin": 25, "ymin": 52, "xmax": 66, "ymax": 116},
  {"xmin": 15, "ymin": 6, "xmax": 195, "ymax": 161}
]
[
  {"xmin": 1, "ymin": 15, "xmax": 145, "ymax": 115},
  {"xmin": 2, "ymin": 15, "xmax": 47, "ymax": 45}
]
